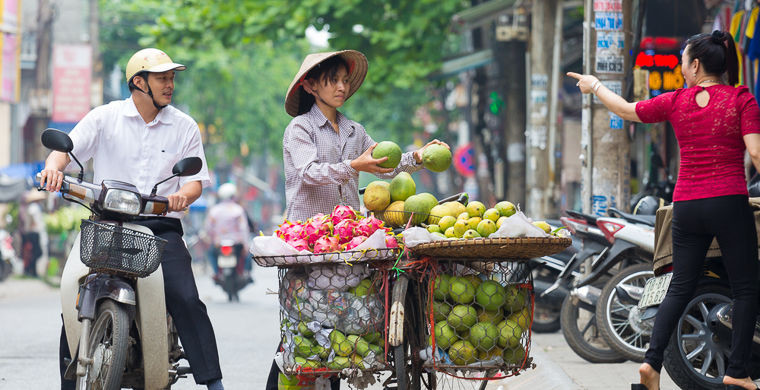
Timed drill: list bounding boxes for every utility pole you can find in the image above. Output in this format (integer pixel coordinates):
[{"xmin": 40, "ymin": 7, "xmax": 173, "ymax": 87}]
[
  {"xmin": 526, "ymin": 0, "xmax": 560, "ymax": 218},
  {"xmin": 581, "ymin": 0, "xmax": 632, "ymax": 215},
  {"xmin": 493, "ymin": 7, "xmax": 528, "ymax": 207}
]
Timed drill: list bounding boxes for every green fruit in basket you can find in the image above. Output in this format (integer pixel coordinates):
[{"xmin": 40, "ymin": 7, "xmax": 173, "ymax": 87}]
[
  {"xmin": 427, "ymin": 224, "xmax": 441, "ymax": 234},
  {"xmin": 347, "ymin": 335, "xmax": 371, "ymax": 357},
  {"xmin": 438, "ymin": 215, "xmax": 457, "ymax": 232},
  {"xmin": 462, "ymin": 229, "xmax": 481, "ymax": 239},
  {"xmin": 328, "ymin": 356, "xmax": 351, "ymax": 370},
  {"xmin": 351, "ymin": 354, "xmax": 366, "ymax": 369},
  {"xmin": 329, "ymin": 329, "xmax": 347, "ymax": 344},
  {"xmin": 293, "ymin": 335, "xmax": 315, "ymax": 357},
  {"xmin": 302, "ymin": 359, "xmax": 322, "ymax": 369},
  {"xmin": 431, "ymin": 232, "xmax": 447, "ymax": 239},
  {"xmin": 445, "ymin": 201, "xmax": 467, "ymax": 218},
  {"xmin": 422, "ymin": 144, "xmax": 452, "ymax": 172},
  {"xmin": 316, "ymin": 345, "xmax": 330, "ymax": 359},
  {"xmin": 495, "ymin": 201, "xmax": 516, "ymax": 217},
  {"xmin": 294, "ymin": 356, "xmax": 308, "ymax": 367},
  {"xmin": 503, "ymin": 345, "xmax": 526, "ymax": 365},
  {"xmin": 496, "ymin": 216, "xmax": 508, "ymax": 229},
  {"xmin": 389, "ymin": 172, "xmax": 416, "ymax": 202},
  {"xmin": 383, "ymin": 201, "xmax": 406, "ymax": 226},
  {"xmin": 428, "ymin": 204, "xmax": 448, "ymax": 225},
  {"xmin": 350, "ymin": 278, "xmax": 375, "ymax": 297},
  {"xmin": 504, "ymin": 285, "xmax": 528, "ymax": 312},
  {"xmin": 478, "ymin": 308, "xmax": 504, "ymax": 323},
  {"xmin": 298, "ymin": 321, "xmax": 314, "ymax": 337},
  {"xmin": 448, "ymin": 340, "xmax": 477, "ymax": 365},
  {"xmin": 453, "ymin": 220, "xmax": 468, "ymax": 237},
  {"xmin": 466, "ymin": 201, "xmax": 486, "ymax": 218},
  {"xmin": 497, "ymin": 319, "xmax": 524, "ymax": 348},
  {"xmin": 444, "ymin": 227, "xmax": 456, "ymax": 238},
  {"xmin": 449, "ymin": 277, "xmax": 476, "ymax": 303},
  {"xmin": 364, "ymin": 331, "xmax": 382, "ymax": 344},
  {"xmin": 432, "ymin": 300, "xmax": 451, "ymax": 321},
  {"xmin": 368, "ymin": 344, "xmax": 383, "ymax": 359},
  {"xmin": 373, "ymin": 141, "xmax": 402, "ymax": 168},
  {"xmin": 434, "ymin": 321, "xmax": 458, "ymax": 350},
  {"xmin": 447, "ymin": 304, "xmax": 478, "ymax": 332},
  {"xmin": 469, "ymin": 321, "xmax": 499, "ymax": 352},
  {"xmin": 333, "ymin": 339, "xmax": 354, "ymax": 357},
  {"xmin": 476, "ymin": 219, "xmax": 497, "ymax": 238},
  {"xmin": 478, "ymin": 346, "xmax": 504, "ymax": 361},
  {"xmin": 418, "ymin": 192, "xmax": 438, "ymax": 209},
  {"xmin": 433, "ymin": 274, "xmax": 451, "ymax": 301},
  {"xmin": 466, "ymin": 217, "xmax": 482, "ymax": 231},
  {"xmin": 463, "ymin": 274, "xmax": 482, "ymax": 290},
  {"xmin": 483, "ymin": 208, "xmax": 501, "ymax": 222},
  {"xmin": 404, "ymin": 194, "xmax": 431, "ymax": 225},
  {"xmin": 456, "ymin": 211, "xmax": 469, "ymax": 221},
  {"xmin": 476, "ymin": 280, "xmax": 506, "ymax": 312},
  {"xmin": 508, "ymin": 307, "xmax": 531, "ymax": 329},
  {"xmin": 363, "ymin": 181, "xmax": 391, "ymax": 211}
]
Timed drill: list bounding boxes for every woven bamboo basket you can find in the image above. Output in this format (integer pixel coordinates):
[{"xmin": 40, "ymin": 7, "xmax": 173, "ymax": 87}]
[{"xmin": 409, "ymin": 237, "xmax": 571, "ymax": 260}]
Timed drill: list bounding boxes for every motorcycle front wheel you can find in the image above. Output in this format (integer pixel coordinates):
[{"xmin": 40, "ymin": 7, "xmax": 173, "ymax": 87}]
[
  {"xmin": 82, "ymin": 300, "xmax": 131, "ymax": 390},
  {"xmin": 560, "ymin": 293, "xmax": 626, "ymax": 363}
]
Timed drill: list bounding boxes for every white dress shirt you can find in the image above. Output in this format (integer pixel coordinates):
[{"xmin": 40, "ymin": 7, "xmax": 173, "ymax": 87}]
[
  {"xmin": 66, "ymin": 98, "xmax": 211, "ymax": 219},
  {"xmin": 203, "ymin": 201, "xmax": 250, "ymax": 246}
]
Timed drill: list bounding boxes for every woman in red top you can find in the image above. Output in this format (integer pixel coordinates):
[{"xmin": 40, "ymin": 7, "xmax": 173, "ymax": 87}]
[{"xmin": 569, "ymin": 30, "xmax": 760, "ymax": 390}]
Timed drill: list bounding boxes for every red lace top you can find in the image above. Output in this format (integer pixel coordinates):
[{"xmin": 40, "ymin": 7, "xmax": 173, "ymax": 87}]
[{"xmin": 635, "ymin": 85, "xmax": 760, "ymax": 201}]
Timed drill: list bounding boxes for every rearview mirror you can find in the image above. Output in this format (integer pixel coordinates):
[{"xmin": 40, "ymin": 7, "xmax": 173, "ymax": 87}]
[
  {"xmin": 41, "ymin": 129, "xmax": 74, "ymax": 153},
  {"xmin": 172, "ymin": 157, "xmax": 202, "ymax": 177}
]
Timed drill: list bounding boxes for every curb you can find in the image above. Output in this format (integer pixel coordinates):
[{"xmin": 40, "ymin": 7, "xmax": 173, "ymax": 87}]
[{"xmin": 485, "ymin": 339, "xmax": 576, "ymax": 390}]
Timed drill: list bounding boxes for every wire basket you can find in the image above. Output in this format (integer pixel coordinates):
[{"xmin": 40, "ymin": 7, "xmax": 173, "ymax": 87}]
[
  {"xmin": 253, "ymin": 248, "xmax": 400, "ymax": 268},
  {"xmin": 423, "ymin": 259, "xmax": 535, "ymax": 378},
  {"xmin": 410, "ymin": 237, "xmax": 572, "ymax": 260},
  {"xmin": 79, "ymin": 219, "xmax": 167, "ymax": 277}
]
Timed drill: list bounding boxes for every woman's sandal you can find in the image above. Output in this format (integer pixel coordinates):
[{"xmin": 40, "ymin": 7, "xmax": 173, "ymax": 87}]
[{"xmin": 631, "ymin": 385, "xmax": 648, "ymax": 390}]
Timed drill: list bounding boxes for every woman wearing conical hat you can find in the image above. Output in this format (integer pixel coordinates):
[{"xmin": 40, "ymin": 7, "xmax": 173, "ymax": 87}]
[
  {"xmin": 267, "ymin": 50, "xmax": 448, "ymax": 389},
  {"xmin": 281, "ymin": 49, "xmax": 449, "ymax": 223}
]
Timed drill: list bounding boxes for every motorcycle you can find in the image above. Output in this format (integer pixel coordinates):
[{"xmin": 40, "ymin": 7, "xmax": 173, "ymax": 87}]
[
  {"xmin": 592, "ymin": 207, "xmax": 657, "ymax": 362},
  {"xmin": 214, "ymin": 239, "xmax": 250, "ymax": 302},
  {"xmin": 530, "ymin": 219, "xmax": 581, "ymax": 333},
  {"xmin": 39, "ymin": 129, "xmax": 199, "ymax": 389}
]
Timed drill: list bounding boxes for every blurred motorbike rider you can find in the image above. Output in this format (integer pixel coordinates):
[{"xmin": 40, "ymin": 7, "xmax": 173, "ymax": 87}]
[
  {"xmin": 203, "ymin": 182, "xmax": 252, "ymax": 281},
  {"xmin": 38, "ymin": 48, "xmax": 225, "ymax": 390}
]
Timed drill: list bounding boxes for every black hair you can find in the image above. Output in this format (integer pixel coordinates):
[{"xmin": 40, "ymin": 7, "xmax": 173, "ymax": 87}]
[
  {"xmin": 684, "ymin": 30, "xmax": 739, "ymax": 85},
  {"xmin": 297, "ymin": 55, "xmax": 350, "ymax": 115},
  {"xmin": 128, "ymin": 71, "xmax": 149, "ymax": 92}
]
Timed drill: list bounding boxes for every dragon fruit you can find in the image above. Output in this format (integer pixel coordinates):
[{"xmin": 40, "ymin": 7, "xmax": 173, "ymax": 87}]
[
  {"xmin": 334, "ymin": 219, "xmax": 359, "ymax": 244},
  {"xmin": 356, "ymin": 216, "xmax": 385, "ymax": 237},
  {"xmin": 303, "ymin": 216, "xmax": 333, "ymax": 246},
  {"xmin": 313, "ymin": 235, "xmax": 341, "ymax": 253},
  {"xmin": 330, "ymin": 205, "xmax": 357, "ymax": 225},
  {"xmin": 286, "ymin": 238, "xmax": 310, "ymax": 252},
  {"xmin": 385, "ymin": 235, "xmax": 399, "ymax": 249},
  {"xmin": 345, "ymin": 236, "xmax": 368, "ymax": 250},
  {"xmin": 275, "ymin": 220, "xmax": 306, "ymax": 242}
]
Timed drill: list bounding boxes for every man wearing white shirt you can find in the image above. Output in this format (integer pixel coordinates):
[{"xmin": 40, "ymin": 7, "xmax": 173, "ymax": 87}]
[{"xmin": 39, "ymin": 48, "xmax": 224, "ymax": 390}]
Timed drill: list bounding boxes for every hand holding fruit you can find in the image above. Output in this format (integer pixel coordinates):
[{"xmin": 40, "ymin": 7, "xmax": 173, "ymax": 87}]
[
  {"xmin": 351, "ymin": 143, "xmax": 395, "ymax": 174},
  {"xmin": 415, "ymin": 140, "xmax": 452, "ymax": 172}
]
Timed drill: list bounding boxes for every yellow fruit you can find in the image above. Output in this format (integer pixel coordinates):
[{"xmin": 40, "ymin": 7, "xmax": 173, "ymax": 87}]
[
  {"xmin": 453, "ymin": 220, "xmax": 468, "ymax": 237},
  {"xmin": 476, "ymin": 219, "xmax": 497, "ymax": 238},
  {"xmin": 483, "ymin": 208, "xmax": 500, "ymax": 222},
  {"xmin": 467, "ymin": 217, "xmax": 482, "ymax": 230},
  {"xmin": 383, "ymin": 201, "xmax": 406, "ymax": 227},
  {"xmin": 363, "ymin": 181, "xmax": 391, "ymax": 211},
  {"xmin": 438, "ymin": 215, "xmax": 457, "ymax": 232},
  {"xmin": 466, "ymin": 201, "xmax": 486, "ymax": 218},
  {"xmin": 495, "ymin": 201, "xmax": 516, "ymax": 217},
  {"xmin": 532, "ymin": 221, "xmax": 551, "ymax": 234},
  {"xmin": 427, "ymin": 225, "xmax": 441, "ymax": 234},
  {"xmin": 496, "ymin": 216, "xmax": 508, "ymax": 229},
  {"xmin": 445, "ymin": 201, "xmax": 467, "ymax": 218},
  {"xmin": 389, "ymin": 172, "xmax": 416, "ymax": 202},
  {"xmin": 462, "ymin": 229, "xmax": 481, "ymax": 239},
  {"xmin": 444, "ymin": 227, "xmax": 456, "ymax": 238},
  {"xmin": 428, "ymin": 204, "xmax": 448, "ymax": 225}
]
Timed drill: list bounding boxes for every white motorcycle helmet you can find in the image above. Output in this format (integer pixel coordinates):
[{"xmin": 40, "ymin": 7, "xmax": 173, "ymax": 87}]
[{"xmin": 217, "ymin": 183, "xmax": 237, "ymax": 201}]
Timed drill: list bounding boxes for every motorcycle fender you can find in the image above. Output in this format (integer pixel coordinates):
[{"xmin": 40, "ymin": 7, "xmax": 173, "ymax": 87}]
[
  {"xmin": 77, "ymin": 276, "xmax": 136, "ymax": 321},
  {"xmin": 575, "ymin": 240, "xmax": 638, "ymax": 288},
  {"xmin": 61, "ymin": 232, "xmax": 88, "ymax": 359}
]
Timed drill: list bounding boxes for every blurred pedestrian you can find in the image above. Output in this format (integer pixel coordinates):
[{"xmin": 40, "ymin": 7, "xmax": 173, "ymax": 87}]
[
  {"xmin": 19, "ymin": 191, "xmax": 46, "ymax": 277},
  {"xmin": 569, "ymin": 30, "xmax": 760, "ymax": 390}
]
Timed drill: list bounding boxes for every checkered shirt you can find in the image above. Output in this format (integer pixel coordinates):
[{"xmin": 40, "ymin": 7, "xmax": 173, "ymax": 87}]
[{"xmin": 283, "ymin": 104, "xmax": 422, "ymax": 222}]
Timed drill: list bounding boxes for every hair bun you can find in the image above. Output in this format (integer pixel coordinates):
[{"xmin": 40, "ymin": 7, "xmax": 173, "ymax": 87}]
[{"xmin": 711, "ymin": 30, "xmax": 727, "ymax": 44}]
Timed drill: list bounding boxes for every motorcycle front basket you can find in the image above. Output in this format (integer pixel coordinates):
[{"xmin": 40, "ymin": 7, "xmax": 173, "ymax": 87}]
[{"xmin": 79, "ymin": 219, "xmax": 167, "ymax": 277}]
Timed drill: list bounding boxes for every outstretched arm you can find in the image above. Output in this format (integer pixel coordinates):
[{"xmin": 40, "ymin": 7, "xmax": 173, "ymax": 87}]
[{"xmin": 567, "ymin": 72, "xmax": 642, "ymax": 123}]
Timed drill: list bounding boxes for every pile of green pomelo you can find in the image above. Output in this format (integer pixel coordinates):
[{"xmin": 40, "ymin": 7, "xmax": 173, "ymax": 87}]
[{"xmin": 431, "ymin": 273, "xmax": 530, "ymax": 366}]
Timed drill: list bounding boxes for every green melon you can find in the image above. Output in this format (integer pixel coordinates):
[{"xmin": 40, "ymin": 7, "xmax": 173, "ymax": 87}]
[
  {"xmin": 389, "ymin": 172, "xmax": 416, "ymax": 202},
  {"xmin": 373, "ymin": 141, "xmax": 402, "ymax": 168}
]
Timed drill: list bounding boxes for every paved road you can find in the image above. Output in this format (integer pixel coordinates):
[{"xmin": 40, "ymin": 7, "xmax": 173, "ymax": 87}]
[{"xmin": 1, "ymin": 267, "xmax": 750, "ymax": 390}]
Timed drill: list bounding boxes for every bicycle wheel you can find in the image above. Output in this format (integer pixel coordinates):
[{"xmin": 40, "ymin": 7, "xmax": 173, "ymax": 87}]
[{"xmin": 82, "ymin": 300, "xmax": 132, "ymax": 390}]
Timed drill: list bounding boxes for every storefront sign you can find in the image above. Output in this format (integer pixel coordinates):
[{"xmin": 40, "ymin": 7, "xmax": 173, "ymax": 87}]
[{"xmin": 52, "ymin": 44, "xmax": 92, "ymax": 123}]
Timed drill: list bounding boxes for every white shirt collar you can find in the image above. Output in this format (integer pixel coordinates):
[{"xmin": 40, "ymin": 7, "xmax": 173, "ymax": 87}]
[{"xmin": 122, "ymin": 97, "xmax": 174, "ymax": 125}]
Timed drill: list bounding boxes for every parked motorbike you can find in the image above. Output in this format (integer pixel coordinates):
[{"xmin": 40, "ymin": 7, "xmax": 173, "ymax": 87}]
[
  {"xmin": 593, "ymin": 207, "xmax": 657, "ymax": 362},
  {"xmin": 214, "ymin": 239, "xmax": 250, "ymax": 302},
  {"xmin": 530, "ymin": 219, "xmax": 581, "ymax": 333},
  {"xmin": 550, "ymin": 209, "xmax": 626, "ymax": 363},
  {"xmin": 39, "ymin": 129, "xmax": 200, "ymax": 389}
]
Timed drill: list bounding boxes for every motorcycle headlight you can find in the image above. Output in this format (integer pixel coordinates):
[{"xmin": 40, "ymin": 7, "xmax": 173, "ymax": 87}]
[{"xmin": 103, "ymin": 189, "xmax": 141, "ymax": 215}]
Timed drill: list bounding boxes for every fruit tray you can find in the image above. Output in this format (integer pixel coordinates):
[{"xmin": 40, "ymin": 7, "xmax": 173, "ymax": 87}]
[
  {"xmin": 253, "ymin": 248, "xmax": 400, "ymax": 268},
  {"xmin": 410, "ymin": 237, "xmax": 571, "ymax": 260}
]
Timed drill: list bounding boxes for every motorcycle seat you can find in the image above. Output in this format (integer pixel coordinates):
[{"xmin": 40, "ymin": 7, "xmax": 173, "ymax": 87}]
[{"xmin": 608, "ymin": 208, "xmax": 655, "ymax": 226}]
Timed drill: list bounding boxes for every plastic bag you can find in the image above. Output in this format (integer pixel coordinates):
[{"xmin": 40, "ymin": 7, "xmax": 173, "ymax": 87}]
[
  {"xmin": 489, "ymin": 211, "xmax": 549, "ymax": 238},
  {"xmin": 402, "ymin": 226, "xmax": 448, "ymax": 247}
]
